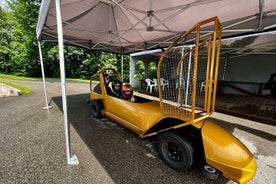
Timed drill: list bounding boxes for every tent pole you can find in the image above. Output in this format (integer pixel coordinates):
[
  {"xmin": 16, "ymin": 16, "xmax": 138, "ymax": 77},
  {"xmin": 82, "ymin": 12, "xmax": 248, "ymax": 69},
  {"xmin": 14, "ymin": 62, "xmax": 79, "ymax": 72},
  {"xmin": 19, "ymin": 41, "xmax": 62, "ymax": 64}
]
[
  {"xmin": 38, "ymin": 41, "xmax": 52, "ymax": 110},
  {"xmin": 121, "ymin": 54, "xmax": 123, "ymax": 82},
  {"xmin": 55, "ymin": 0, "xmax": 79, "ymax": 165},
  {"xmin": 185, "ymin": 45, "xmax": 193, "ymax": 105}
]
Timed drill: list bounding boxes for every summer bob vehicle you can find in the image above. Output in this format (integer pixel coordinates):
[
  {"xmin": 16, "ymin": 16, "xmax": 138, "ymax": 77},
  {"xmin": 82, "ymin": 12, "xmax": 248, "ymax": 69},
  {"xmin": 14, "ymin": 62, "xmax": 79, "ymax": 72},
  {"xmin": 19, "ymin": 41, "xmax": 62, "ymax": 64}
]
[{"xmin": 88, "ymin": 17, "xmax": 256, "ymax": 184}]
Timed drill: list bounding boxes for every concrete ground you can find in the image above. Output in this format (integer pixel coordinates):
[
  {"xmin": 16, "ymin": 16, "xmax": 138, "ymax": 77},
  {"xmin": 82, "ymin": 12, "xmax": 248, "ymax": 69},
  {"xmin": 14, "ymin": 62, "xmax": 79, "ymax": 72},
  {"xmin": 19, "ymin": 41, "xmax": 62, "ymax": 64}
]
[{"xmin": 0, "ymin": 79, "xmax": 275, "ymax": 184}]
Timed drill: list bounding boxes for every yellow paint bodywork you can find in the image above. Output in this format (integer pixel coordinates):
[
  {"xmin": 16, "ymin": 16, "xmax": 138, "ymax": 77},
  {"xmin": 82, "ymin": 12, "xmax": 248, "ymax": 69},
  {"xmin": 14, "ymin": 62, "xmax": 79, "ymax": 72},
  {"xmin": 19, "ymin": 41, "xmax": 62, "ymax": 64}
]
[
  {"xmin": 201, "ymin": 119, "xmax": 257, "ymax": 184},
  {"xmin": 102, "ymin": 97, "xmax": 165, "ymax": 136}
]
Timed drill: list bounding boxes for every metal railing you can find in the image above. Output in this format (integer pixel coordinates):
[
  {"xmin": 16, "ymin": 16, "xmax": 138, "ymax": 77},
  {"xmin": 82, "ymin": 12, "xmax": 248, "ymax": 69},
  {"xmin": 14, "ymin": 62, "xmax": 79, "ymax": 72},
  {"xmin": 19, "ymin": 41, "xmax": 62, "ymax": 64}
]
[{"xmin": 157, "ymin": 17, "xmax": 222, "ymax": 123}]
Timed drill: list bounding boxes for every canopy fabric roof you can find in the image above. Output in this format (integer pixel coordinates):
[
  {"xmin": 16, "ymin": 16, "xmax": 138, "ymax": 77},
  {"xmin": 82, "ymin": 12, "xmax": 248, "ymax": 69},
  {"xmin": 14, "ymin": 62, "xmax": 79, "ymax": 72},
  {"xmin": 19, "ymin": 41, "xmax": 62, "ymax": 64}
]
[
  {"xmin": 36, "ymin": 0, "xmax": 276, "ymax": 54},
  {"xmin": 131, "ymin": 32, "xmax": 276, "ymax": 60},
  {"xmin": 37, "ymin": 0, "xmax": 276, "ymax": 53}
]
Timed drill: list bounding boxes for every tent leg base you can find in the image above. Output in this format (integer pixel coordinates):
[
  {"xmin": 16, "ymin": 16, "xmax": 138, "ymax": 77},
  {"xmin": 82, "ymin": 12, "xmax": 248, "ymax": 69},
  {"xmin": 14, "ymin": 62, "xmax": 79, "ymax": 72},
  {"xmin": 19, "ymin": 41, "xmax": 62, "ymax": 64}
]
[
  {"xmin": 42, "ymin": 106, "xmax": 53, "ymax": 110},
  {"xmin": 68, "ymin": 155, "xmax": 79, "ymax": 165}
]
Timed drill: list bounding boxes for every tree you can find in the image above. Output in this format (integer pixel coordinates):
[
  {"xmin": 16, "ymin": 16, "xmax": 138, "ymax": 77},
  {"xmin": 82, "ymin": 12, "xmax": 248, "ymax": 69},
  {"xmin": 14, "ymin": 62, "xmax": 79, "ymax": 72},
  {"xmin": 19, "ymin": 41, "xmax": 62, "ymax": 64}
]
[
  {"xmin": 8, "ymin": 0, "xmax": 41, "ymax": 76},
  {"xmin": 0, "ymin": 1, "xmax": 137, "ymax": 80},
  {"xmin": 134, "ymin": 60, "xmax": 145, "ymax": 79},
  {"xmin": 0, "ymin": 7, "xmax": 13, "ymax": 73},
  {"xmin": 149, "ymin": 62, "xmax": 157, "ymax": 79}
]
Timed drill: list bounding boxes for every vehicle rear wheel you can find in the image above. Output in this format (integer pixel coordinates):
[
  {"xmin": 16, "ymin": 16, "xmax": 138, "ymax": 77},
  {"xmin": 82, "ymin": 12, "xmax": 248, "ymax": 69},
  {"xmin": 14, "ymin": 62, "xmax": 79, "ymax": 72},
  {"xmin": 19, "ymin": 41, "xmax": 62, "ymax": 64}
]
[
  {"xmin": 91, "ymin": 100, "xmax": 103, "ymax": 118},
  {"xmin": 157, "ymin": 133, "xmax": 194, "ymax": 171},
  {"xmin": 201, "ymin": 164, "xmax": 220, "ymax": 180}
]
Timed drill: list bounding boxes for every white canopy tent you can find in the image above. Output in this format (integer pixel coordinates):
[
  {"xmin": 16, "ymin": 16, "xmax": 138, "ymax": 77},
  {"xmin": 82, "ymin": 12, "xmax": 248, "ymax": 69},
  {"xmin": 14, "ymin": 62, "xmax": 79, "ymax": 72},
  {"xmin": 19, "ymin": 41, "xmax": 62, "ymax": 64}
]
[
  {"xmin": 36, "ymin": 0, "xmax": 276, "ymax": 164},
  {"xmin": 37, "ymin": 0, "xmax": 276, "ymax": 54}
]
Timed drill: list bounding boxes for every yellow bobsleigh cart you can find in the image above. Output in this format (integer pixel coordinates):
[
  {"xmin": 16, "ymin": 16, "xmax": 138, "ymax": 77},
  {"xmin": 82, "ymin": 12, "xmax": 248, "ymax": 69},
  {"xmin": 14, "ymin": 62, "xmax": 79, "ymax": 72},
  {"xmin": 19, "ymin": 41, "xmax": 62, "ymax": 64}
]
[{"xmin": 89, "ymin": 17, "xmax": 256, "ymax": 184}]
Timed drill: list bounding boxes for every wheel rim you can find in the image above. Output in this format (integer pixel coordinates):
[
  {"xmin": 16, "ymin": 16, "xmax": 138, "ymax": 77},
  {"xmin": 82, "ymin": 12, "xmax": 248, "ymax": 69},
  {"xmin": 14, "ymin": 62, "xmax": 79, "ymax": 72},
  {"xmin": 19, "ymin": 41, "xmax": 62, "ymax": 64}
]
[
  {"xmin": 204, "ymin": 165, "xmax": 217, "ymax": 174},
  {"xmin": 158, "ymin": 133, "xmax": 194, "ymax": 170},
  {"xmin": 164, "ymin": 141, "xmax": 183, "ymax": 162}
]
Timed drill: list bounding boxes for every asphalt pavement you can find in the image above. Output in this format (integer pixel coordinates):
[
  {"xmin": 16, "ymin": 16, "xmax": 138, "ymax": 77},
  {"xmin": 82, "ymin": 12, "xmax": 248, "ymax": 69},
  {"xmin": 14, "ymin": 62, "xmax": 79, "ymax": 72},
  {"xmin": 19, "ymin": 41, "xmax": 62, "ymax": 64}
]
[{"xmin": 0, "ymin": 79, "xmax": 275, "ymax": 184}]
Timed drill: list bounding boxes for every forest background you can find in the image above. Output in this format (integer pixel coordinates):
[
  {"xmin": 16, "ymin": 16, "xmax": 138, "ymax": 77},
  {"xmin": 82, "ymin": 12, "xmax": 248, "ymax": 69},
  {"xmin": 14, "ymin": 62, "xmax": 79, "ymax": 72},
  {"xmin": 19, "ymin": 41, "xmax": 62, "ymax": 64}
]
[{"xmin": 0, "ymin": 0, "xmax": 157, "ymax": 82}]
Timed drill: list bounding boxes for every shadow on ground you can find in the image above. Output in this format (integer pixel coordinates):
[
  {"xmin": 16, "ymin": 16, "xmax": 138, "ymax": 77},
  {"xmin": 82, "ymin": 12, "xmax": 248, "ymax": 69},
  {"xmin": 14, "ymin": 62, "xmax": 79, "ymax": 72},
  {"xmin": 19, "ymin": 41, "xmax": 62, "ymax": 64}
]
[
  {"xmin": 51, "ymin": 94, "xmax": 230, "ymax": 184},
  {"xmin": 209, "ymin": 117, "xmax": 276, "ymax": 142}
]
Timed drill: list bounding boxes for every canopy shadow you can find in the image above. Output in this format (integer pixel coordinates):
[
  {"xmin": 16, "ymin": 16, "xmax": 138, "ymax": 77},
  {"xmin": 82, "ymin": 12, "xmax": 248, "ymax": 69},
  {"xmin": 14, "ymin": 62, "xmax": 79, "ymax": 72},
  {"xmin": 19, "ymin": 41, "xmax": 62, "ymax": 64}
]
[{"xmin": 51, "ymin": 93, "xmax": 230, "ymax": 183}]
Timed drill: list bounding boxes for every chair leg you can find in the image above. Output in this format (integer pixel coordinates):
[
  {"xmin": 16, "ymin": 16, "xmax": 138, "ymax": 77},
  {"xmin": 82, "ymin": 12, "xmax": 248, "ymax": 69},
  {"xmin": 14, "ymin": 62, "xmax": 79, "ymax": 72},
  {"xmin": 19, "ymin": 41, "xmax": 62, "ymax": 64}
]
[{"xmin": 200, "ymin": 86, "xmax": 204, "ymax": 93}]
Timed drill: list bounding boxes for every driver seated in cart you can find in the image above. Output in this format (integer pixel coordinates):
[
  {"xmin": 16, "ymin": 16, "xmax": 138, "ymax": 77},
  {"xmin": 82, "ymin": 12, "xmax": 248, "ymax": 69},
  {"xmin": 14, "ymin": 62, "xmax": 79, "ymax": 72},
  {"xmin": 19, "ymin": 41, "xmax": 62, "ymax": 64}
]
[
  {"xmin": 108, "ymin": 79, "xmax": 122, "ymax": 98},
  {"xmin": 107, "ymin": 79, "xmax": 136, "ymax": 102},
  {"xmin": 121, "ymin": 84, "xmax": 136, "ymax": 102}
]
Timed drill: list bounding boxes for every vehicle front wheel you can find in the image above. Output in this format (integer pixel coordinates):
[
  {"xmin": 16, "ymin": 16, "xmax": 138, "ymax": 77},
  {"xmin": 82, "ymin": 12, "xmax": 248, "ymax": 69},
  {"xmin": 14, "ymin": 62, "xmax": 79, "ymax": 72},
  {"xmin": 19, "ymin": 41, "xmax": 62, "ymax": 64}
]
[
  {"xmin": 157, "ymin": 133, "xmax": 194, "ymax": 171},
  {"xmin": 91, "ymin": 100, "xmax": 103, "ymax": 118}
]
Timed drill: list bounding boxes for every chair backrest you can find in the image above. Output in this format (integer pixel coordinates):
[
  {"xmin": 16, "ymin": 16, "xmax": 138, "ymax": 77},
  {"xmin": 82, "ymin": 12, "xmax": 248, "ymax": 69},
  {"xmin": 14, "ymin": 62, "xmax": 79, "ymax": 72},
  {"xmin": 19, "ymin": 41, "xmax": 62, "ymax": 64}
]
[
  {"xmin": 176, "ymin": 78, "xmax": 185, "ymax": 88},
  {"xmin": 145, "ymin": 78, "xmax": 153, "ymax": 85},
  {"xmin": 160, "ymin": 78, "xmax": 168, "ymax": 85},
  {"xmin": 153, "ymin": 78, "xmax": 158, "ymax": 85}
]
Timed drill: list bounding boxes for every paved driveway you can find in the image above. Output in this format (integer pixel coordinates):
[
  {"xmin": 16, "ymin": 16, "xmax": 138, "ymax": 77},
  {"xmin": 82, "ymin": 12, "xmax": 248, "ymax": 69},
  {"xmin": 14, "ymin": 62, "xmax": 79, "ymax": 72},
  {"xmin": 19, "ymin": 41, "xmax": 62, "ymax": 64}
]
[{"xmin": 0, "ymin": 79, "xmax": 275, "ymax": 184}]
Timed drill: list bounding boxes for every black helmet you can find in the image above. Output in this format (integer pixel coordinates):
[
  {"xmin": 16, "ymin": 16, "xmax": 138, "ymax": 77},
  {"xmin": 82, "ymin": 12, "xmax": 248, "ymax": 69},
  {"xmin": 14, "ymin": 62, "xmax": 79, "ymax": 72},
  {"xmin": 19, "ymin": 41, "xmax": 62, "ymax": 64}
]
[
  {"xmin": 121, "ymin": 84, "xmax": 133, "ymax": 100},
  {"xmin": 112, "ymin": 79, "xmax": 122, "ymax": 94}
]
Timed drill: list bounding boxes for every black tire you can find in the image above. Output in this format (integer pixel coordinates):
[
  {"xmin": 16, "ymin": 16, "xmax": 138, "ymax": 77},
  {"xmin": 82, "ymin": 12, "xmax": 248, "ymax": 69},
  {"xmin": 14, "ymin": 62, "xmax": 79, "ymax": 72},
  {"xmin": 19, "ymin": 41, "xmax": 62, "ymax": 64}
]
[
  {"xmin": 91, "ymin": 100, "xmax": 103, "ymax": 118},
  {"xmin": 157, "ymin": 133, "xmax": 194, "ymax": 171},
  {"xmin": 201, "ymin": 164, "xmax": 220, "ymax": 180}
]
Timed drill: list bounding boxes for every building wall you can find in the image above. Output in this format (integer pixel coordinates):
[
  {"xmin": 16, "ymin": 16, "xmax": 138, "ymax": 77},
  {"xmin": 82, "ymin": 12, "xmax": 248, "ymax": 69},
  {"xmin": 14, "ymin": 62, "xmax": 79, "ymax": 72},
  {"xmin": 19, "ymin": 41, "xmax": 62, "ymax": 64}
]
[
  {"xmin": 219, "ymin": 54, "xmax": 276, "ymax": 95},
  {"xmin": 130, "ymin": 57, "xmax": 140, "ymax": 87},
  {"xmin": 130, "ymin": 50, "xmax": 276, "ymax": 96}
]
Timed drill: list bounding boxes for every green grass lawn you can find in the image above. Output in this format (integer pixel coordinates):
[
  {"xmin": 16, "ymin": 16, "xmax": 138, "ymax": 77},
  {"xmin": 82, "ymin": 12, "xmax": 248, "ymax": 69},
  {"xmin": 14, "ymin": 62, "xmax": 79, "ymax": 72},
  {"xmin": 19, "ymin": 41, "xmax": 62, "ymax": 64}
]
[
  {"xmin": 0, "ymin": 74, "xmax": 90, "ymax": 95},
  {"xmin": 0, "ymin": 74, "xmax": 38, "ymax": 81},
  {"xmin": 0, "ymin": 74, "xmax": 36, "ymax": 95},
  {"xmin": 0, "ymin": 80, "xmax": 32, "ymax": 95},
  {"xmin": 67, "ymin": 78, "xmax": 90, "ymax": 83}
]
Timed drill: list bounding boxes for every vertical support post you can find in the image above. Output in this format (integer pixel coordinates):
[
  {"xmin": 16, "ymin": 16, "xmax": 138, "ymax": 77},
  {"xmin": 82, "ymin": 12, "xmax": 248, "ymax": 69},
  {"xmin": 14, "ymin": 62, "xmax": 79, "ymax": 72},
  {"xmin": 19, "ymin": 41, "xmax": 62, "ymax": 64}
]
[
  {"xmin": 211, "ymin": 22, "xmax": 222, "ymax": 112},
  {"xmin": 185, "ymin": 46, "xmax": 193, "ymax": 106},
  {"xmin": 257, "ymin": 0, "xmax": 265, "ymax": 31},
  {"xmin": 55, "ymin": 0, "xmax": 79, "ymax": 165},
  {"xmin": 207, "ymin": 19, "xmax": 219, "ymax": 114},
  {"xmin": 144, "ymin": 61, "xmax": 149, "ymax": 79},
  {"xmin": 191, "ymin": 26, "xmax": 200, "ymax": 120},
  {"xmin": 129, "ymin": 56, "xmax": 141, "ymax": 87},
  {"xmin": 204, "ymin": 39, "xmax": 212, "ymax": 111},
  {"xmin": 179, "ymin": 47, "xmax": 184, "ymax": 103},
  {"xmin": 121, "ymin": 54, "xmax": 124, "ymax": 82},
  {"xmin": 38, "ymin": 41, "xmax": 52, "ymax": 110},
  {"xmin": 222, "ymin": 55, "xmax": 228, "ymax": 80}
]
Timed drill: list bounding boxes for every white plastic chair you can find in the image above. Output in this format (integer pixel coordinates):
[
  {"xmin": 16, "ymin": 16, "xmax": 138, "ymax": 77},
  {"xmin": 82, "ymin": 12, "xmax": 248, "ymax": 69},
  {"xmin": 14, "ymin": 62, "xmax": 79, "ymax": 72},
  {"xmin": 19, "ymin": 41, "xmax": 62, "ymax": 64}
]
[
  {"xmin": 200, "ymin": 81, "xmax": 206, "ymax": 93},
  {"xmin": 153, "ymin": 78, "xmax": 158, "ymax": 92},
  {"xmin": 145, "ymin": 78, "xmax": 157, "ymax": 93},
  {"xmin": 200, "ymin": 80, "xmax": 214, "ymax": 93},
  {"xmin": 160, "ymin": 78, "xmax": 169, "ymax": 90}
]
